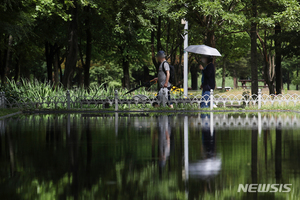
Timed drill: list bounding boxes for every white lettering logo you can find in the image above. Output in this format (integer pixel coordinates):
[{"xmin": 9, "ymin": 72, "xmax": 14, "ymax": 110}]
[{"xmin": 237, "ymin": 184, "xmax": 292, "ymax": 193}]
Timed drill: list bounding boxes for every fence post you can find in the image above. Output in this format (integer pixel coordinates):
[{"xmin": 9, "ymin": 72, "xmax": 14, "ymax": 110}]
[
  {"xmin": 66, "ymin": 90, "xmax": 70, "ymax": 109},
  {"xmin": 258, "ymin": 89, "xmax": 262, "ymax": 109},
  {"xmin": 115, "ymin": 90, "xmax": 118, "ymax": 111},
  {"xmin": 210, "ymin": 89, "xmax": 214, "ymax": 110}
]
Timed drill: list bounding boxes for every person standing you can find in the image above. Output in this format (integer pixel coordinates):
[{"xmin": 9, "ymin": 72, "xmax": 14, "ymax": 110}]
[
  {"xmin": 152, "ymin": 51, "xmax": 173, "ymax": 108},
  {"xmin": 200, "ymin": 55, "xmax": 216, "ymax": 108}
]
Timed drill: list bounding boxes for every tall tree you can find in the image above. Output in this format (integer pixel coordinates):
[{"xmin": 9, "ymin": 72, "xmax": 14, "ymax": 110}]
[
  {"xmin": 45, "ymin": 42, "xmax": 54, "ymax": 82},
  {"xmin": 250, "ymin": 0, "xmax": 258, "ymax": 95},
  {"xmin": 84, "ymin": 6, "xmax": 92, "ymax": 89},
  {"xmin": 63, "ymin": 0, "xmax": 79, "ymax": 88},
  {"xmin": 275, "ymin": 24, "xmax": 282, "ymax": 94}
]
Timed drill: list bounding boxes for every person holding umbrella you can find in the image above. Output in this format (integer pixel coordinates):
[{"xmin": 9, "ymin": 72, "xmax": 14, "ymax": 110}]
[
  {"xmin": 199, "ymin": 55, "xmax": 216, "ymax": 108},
  {"xmin": 184, "ymin": 45, "xmax": 221, "ymax": 108}
]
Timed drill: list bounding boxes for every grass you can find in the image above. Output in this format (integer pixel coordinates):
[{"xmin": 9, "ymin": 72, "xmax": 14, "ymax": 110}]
[{"xmin": 0, "ymin": 108, "xmax": 20, "ymax": 117}]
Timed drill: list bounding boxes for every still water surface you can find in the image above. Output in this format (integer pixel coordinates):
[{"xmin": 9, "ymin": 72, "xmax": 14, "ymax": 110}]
[{"xmin": 0, "ymin": 113, "xmax": 300, "ymax": 200}]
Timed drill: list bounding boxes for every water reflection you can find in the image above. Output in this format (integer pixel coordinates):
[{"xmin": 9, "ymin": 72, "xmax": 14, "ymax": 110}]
[
  {"xmin": 189, "ymin": 113, "xmax": 221, "ymax": 180},
  {"xmin": 0, "ymin": 113, "xmax": 299, "ymax": 199},
  {"xmin": 275, "ymin": 125, "xmax": 282, "ymax": 182},
  {"xmin": 158, "ymin": 115, "xmax": 171, "ymax": 169}
]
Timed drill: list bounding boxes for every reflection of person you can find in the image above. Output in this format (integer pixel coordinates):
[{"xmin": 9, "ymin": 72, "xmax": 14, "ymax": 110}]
[
  {"xmin": 152, "ymin": 51, "xmax": 173, "ymax": 108},
  {"xmin": 158, "ymin": 115, "xmax": 171, "ymax": 168},
  {"xmin": 200, "ymin": 114, "xmax": 215, "ymax": 158},
  {"xmin": 189, "ymin": 114, "xmax": 220, "ymax": 180},
  {"xmin": 199, "ymin": 56, "xmax": 215, "ymax": 108}
]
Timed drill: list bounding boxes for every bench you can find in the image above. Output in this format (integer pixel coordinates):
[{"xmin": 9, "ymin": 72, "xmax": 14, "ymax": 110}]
[
  {"xmin": 238, "ymin": 79, "xmax": 267, "ymax": 89},
  {"xmin": 216, "ymin": 87, "xmax": 232, "ymax": 91}
]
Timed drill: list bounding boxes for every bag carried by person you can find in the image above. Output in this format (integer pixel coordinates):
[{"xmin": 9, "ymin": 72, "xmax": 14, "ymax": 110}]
[
  {"xmin": 162, "ymin": 61, "xmax": 175, "ymax": 85},
  {"xmin": 158, "ymin": 87, "xmax": 169, "ymax": 101}
]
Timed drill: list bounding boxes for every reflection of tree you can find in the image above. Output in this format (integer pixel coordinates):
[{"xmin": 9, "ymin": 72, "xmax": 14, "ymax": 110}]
[
  {"xmin": 251, "ymin": 130, "xmax": 258, "ymax": 200},
  {"xmin": 0, "ymin": 114, "xmax": 184, "ymax": 199},
  {"xmin": 2, "ymin": 114, "xmax": 300, "ymax": 200},
  {"xmin": 85, "ymin": 117, "xmax": 92, "ymax": 189},
  {"xmin": 116, "ymin": 161, "xmax": 185, "ymax": 200},
  {"xmin": 6, "ymin": 125, "xmax": 15, "ymax": 177},
  {"xmin": 275, "ymin": 127, "xmax": 282, "ymax": 182},
  {"xmin": 263, "ymin": 130, "xmax": 268, "ymax": 171},
  {"xmin": 68, "ymin": 114, "xmax": 79, "ymax": 200}
]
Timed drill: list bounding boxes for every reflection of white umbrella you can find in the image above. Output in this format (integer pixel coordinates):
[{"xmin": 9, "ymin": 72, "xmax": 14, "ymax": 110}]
[
  {"xmin": 189, "ymin": 157, "xmax": 222, "ymax": 180},
  {"xmin": 184, "ymin": 45, "xmax": 222, "ymax": 57}
]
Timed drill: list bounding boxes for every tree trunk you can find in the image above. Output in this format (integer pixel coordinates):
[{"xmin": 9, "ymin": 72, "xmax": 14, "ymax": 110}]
[
  {"xmin": 206, "ymin": 28, "xmax": 217, "ymax": 88},
  {"xmin": 177, "ymin": 43, "xmax": 184, "ymax": 87},
  {"xmin": 190, "ymin": 64, "xmax": 198, "ymax": 90},
  {"xmin": 0, "ymin": 50, "xmax": 3, "ymax": 83},
  {"xmin": 268, "ymin": 82, "xmax": 275, "ymax": 95},
  {"xmin": 222, "ymin": 58, "xmax": 226, "ymax": 91},
  {"xmin": 14, "ymin": 55, "xmax": 20, "ymax": 82},
  {"xmin": 45, "ymin": 42, "xmax": 54, "ymax": 82},
  {"xmin": 275, "ymin": 24, "xmax": 282, "ymax": 94},
  {"xmin": 5, "ymin": 35, "xmax": 13, "ymax": 78},
  {"xmin": 0, "ymin": 35, "xmax": 3, "ymax": 83},
  {"xmin": 53, "ymin": 46, "xmax": 60, "ymax": 86},
  {"xmin": 250, "ymin": 0, "xmax": 258, "ymax": 95},
  {"xmin": 206, "ymin": 30, "xmax": 216, "ymax": 48},
  {"xmin": 296, "ymin": 67, "xmax": 298, "ymax": 90},
  {"xmin": 143, "ymin": 65, "xmax": 150, "ymax": 83},
  {"xmin": 157, "ymin": 16, "xmax": 162, "ymax": 52},
  {"xmin": 122, "ymin": 56, "xmax": 130, "ymax": 89},
  {"xmin": 151, "ymin": 19, "xmax": 158, "ymax": 72},
  {"xmin": 84, "ymin": 6, "xmax": 92, "ymax": 89},
  {"xmin": 0, "ymin": 50, "xmax": 6, "ymax": 83},
  {"xmin": 233, "ymin": 70, "xmax": 237, "ymax": 89},
  {"xmin": 63, "ymin": 0, "xmax": 79, "ymax": 88},
  {"xmin": 58, "ymin": 48, "xmax": 63, "ymax": 82},
  {"xmin": 166, "ymin": 19, "xmax": 170, "ymax": 56},
  {"xmin": 233, "ymin": 77, "xmax": 237, "ymax": 89},
  {"xmin": 287, "ymin": 71, "xmax": 290, "ymax": 90},
  {"xmin": 263, "ymin": 63, "xmax": 275, "ymax": 94},
  {"xmin": 266, "ymin": 55, "xmax": 275, "ymax": 95},
  {"xmin": 78, "ymin": 68, "xmax": 84, "ymax": 88}
]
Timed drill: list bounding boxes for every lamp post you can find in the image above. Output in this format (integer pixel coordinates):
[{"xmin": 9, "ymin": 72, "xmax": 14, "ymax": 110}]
[{"xmin": 182, "ymin": 19, "xmax": 188, "ymax": 97}]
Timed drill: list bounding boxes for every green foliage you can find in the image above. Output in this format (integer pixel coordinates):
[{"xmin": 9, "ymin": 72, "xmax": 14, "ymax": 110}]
[
  {"xmin": 89, "ymin": 62, "xmax": 123, "ymax": 88},
  {"xmin": 292, "ymin": 75, "xmax": 300, "ymax": 86},
  {"xmin": 1, "ymin": 0, "xmax": 300, "ymax": 91}
]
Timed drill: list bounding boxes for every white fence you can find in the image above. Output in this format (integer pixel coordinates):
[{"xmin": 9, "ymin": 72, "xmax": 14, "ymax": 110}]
[{"xmin": 1, "ymin": 89, "xmax": 300, "ymax": 110}]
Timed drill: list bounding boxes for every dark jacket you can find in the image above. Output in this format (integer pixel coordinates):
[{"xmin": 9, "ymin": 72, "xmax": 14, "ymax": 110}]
[{"xmin": 202, "ymin": 63, "xmax": 215, "ymax": 92}]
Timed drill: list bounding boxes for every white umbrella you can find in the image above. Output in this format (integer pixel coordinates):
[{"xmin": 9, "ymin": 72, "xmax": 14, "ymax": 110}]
[{"xmin": 184, "ymin": 45, "xmax": 222, "ymax": 57}]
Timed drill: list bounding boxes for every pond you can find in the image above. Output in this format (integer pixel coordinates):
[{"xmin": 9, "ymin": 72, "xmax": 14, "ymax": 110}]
[{"xmin": 0, "ymin": 113, "xmax": 299, "ymax": 200}]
